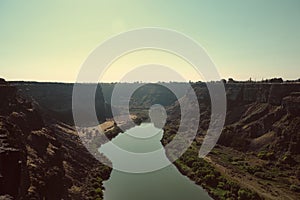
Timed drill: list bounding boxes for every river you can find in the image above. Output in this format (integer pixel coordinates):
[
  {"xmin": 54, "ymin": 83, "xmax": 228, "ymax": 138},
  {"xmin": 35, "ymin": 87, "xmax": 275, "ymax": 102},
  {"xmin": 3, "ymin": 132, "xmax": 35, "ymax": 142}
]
[{"xmin": 99, "ymin": 123, "xmax": 212, "ymax": 200}]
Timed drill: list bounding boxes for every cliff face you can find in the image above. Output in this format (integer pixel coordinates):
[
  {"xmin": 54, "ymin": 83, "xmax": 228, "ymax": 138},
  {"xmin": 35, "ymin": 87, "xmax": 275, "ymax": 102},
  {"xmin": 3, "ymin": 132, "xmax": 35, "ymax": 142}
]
[
  {"xmin": 163, "ymin": 82, "xmax": 300, "ymax": 199},
  {"xmin": 216, "ymin": 83, "xmax": 300, "ymax": 154},
  {"xmin": 11, "ymin": 83, "xmax": 107, "ymax": 125},
  {"xmin": 225, "ymin": 83, "xmax": 300, "ymax": 106},
  {"xmin": 176, "ymin": 82, "xmax": 300, "ymax": 153},
  {"xmin": 0, "ymin": 81, "xmax": 111, "ymax": 199}
]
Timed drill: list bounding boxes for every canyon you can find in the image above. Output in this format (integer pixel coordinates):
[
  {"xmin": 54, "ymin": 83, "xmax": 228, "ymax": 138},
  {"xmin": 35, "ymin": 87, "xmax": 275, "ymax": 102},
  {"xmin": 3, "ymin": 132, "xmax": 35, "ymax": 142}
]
[{"xmin": 1, "ymin": 79, "xmax": 299, "ymax": 199}]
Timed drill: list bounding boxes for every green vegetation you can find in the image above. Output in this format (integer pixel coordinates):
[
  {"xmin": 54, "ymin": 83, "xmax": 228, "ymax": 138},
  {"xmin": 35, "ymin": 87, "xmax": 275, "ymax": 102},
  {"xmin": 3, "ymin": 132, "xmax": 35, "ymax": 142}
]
[
  {"xmin": 172, "ymin": 147, "xmax": 261, "ymax": 200},
  {"xmin": 257, "ymin": 151, "xmax": 275, "ymax": 160},
  {"xmin": 237, "ymin": 188, "xmax": 258, "ymax": 200},
  {"xmin": 84, "ymin": 165, "xmax": 111, "ymax": 200}
]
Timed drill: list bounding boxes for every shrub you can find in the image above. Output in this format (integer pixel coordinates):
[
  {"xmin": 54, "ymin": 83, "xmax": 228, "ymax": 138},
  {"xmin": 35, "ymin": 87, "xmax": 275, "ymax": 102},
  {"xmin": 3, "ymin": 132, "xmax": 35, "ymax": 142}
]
[
  {"xmin": 257, "ymin": 151, "xmax": 274, "ymax": 160},
  {"xmin": 217, "ymin": 181, "xmax": 225, "ymax": 189},
  {"xmin": 94, "ymin": 188, "xmax": 102, "ymax": 194},
  {"xmin": 69, "ymin": 185, "xmax": 81, "ymax": 197},
  {"xmin": 245, "ymin": 165, "xmax": 263, "ymax": 174},
  {"xmin": 204, "ymin": 174, "xmax": 218, "ymax": 187},
  {"xmin": 238, "ymin": 188, "xmax": 260, "ymax": 200}
]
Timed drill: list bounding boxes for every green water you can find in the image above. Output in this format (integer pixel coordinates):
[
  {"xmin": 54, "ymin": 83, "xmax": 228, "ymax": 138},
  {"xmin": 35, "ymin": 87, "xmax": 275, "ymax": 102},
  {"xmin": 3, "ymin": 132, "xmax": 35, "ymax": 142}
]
[{"xmin": 99, "ymin": 123, "xmax": 212, "ymax": 200}]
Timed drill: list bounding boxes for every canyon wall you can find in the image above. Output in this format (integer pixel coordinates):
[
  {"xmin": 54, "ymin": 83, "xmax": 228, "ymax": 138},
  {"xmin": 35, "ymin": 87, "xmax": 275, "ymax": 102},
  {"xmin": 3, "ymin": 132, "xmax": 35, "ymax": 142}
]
[{"xmin": 0, "ymin": 81, "xmax": 111, "ymax": 199}]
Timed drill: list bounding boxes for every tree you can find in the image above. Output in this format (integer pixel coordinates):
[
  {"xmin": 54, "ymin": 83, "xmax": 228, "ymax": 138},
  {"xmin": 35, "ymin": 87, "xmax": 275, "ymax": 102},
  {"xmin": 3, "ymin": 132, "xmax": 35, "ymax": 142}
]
[{"xmin": 228, "ymin": 78, "xmax": 236, "ymax": 83}]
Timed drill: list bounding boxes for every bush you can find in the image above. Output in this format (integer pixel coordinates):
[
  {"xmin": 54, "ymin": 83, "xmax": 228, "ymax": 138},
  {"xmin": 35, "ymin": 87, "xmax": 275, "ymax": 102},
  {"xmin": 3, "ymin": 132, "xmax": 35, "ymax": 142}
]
[
  {"xmin": 69, "ymin": 185, "xmax": 81, "ymax": 197},
  {"xmin": 227, "ymin": 181, "xmax": 240, "ymax": 195},
  {"xmin": 257, "ymin": 151, "xmax": 274, "ymax": 160},
  {"xmin": 238, "ymin": 188, "xmax": 260, "ymax": 200},
  {"xmin": 192, "ymin": 161, "xmax": 204, "ymax": 170},
  {"xmin": 204, "ymin": 174, "xmax": 218, "ymax": 187},
  {"xmin": 245, "ymin": 165, "xmax": 263, "ymax": 174},
  {"xmin": 212, "ymin": 188, "xmax": 230, "ymax": 199},
  {"xmin": 186, "ymin": 157, "xmax": 196, "ymax": 168},
  {"xmin": 217, "ymin": 181, "xmax": 225, "ymax": 189},
  {"xmin": 92, "ymin": 181, "xmax": 101, "ymax": 188},
  {"xmin": 94, "ymin": 188, "xmax": 102, "ymax": 194}
]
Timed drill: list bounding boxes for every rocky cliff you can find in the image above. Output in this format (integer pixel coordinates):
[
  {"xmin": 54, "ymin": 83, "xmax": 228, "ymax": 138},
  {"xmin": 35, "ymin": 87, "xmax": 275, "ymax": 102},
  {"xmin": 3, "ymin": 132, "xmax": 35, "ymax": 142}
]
[
  {"xmin": 218, "ymin": 83, "xmax": 300, "ymax": 154},
  {"xmin": 0, "ymin": 80, "xmax": 111, "ymax": 199},
  {"xmin": 163, "ymin": 82, "xmax": 300, "ymax": 199},
  {"xmin": 11, "ymin": 82, "xmax": 107, "ymax": 125}
]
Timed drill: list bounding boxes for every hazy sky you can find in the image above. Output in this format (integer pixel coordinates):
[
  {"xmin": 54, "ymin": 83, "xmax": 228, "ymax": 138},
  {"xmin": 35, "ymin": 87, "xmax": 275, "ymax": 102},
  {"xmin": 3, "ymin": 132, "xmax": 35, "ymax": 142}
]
[{"xmin": 0, "ymin": 0, "xmax": 299, "ymax": 82}]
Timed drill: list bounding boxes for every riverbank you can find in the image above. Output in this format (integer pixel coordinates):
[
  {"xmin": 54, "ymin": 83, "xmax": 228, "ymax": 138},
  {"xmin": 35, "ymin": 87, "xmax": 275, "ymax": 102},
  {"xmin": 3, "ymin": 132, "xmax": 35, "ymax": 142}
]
[
  {"xmin": 96, "ymin": 113, "xmax": 249, "ymax": 200},
  {"xmin": 100, "ymin": 123, "xmax": 212, "ymax": 200},
  {"xmin": 80, "ymin": 114, "xmax": 147, "ymax": 200},
  {"xmin": 160, "ymin": 130, "xmax": 262, "ymax": 200},
  {"xmin": 96, "ymin": 118, "xmax": 218, "ymax": 200}
]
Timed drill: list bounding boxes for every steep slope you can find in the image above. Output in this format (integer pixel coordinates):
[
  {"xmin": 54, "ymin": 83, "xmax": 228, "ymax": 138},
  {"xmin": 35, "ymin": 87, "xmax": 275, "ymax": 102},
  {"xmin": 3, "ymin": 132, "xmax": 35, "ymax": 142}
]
[
  {"xmin": 163, "ymin": 82, "xmax": 300, "ymax": 199},
  {"xmin": 11, "ymin": 82, "xmax": 107, "ymax": 125},
  {"xmin": 219, "ymin": 83, "xmax": 300, "ymax": 155},
  {"xmin": 0, "ymin": 80, "xmax": 111, "ymax": 199}
]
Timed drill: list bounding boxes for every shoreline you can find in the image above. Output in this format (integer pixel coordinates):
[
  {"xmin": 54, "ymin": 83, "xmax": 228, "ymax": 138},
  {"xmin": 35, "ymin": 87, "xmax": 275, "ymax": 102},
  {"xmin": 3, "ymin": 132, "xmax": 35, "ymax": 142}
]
[
  {"xmin": 98, "ymin": 119, "xmax": 215, "ymax": 200},
  {"xmin": 85, "ymin": 114, "xmax": 145, "ymax": 199}
]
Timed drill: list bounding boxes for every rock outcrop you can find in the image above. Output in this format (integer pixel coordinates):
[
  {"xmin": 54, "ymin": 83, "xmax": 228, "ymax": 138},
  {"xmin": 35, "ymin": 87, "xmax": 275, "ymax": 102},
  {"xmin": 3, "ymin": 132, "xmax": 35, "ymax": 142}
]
[
  {"xmin": 165, "ymin": 82, "xmax": 300, "ymax": 155},
  {"xmin": 0, "ymin": 80, "xmax": 111, "ymax": 199}
]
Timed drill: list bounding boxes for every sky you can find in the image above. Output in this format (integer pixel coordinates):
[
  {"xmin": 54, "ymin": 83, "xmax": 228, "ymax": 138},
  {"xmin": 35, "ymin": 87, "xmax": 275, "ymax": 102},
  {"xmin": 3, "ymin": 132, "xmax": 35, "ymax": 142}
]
[{"xmin": 0, "ymin": 0, "xmax": 299, "ymax": 82}]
